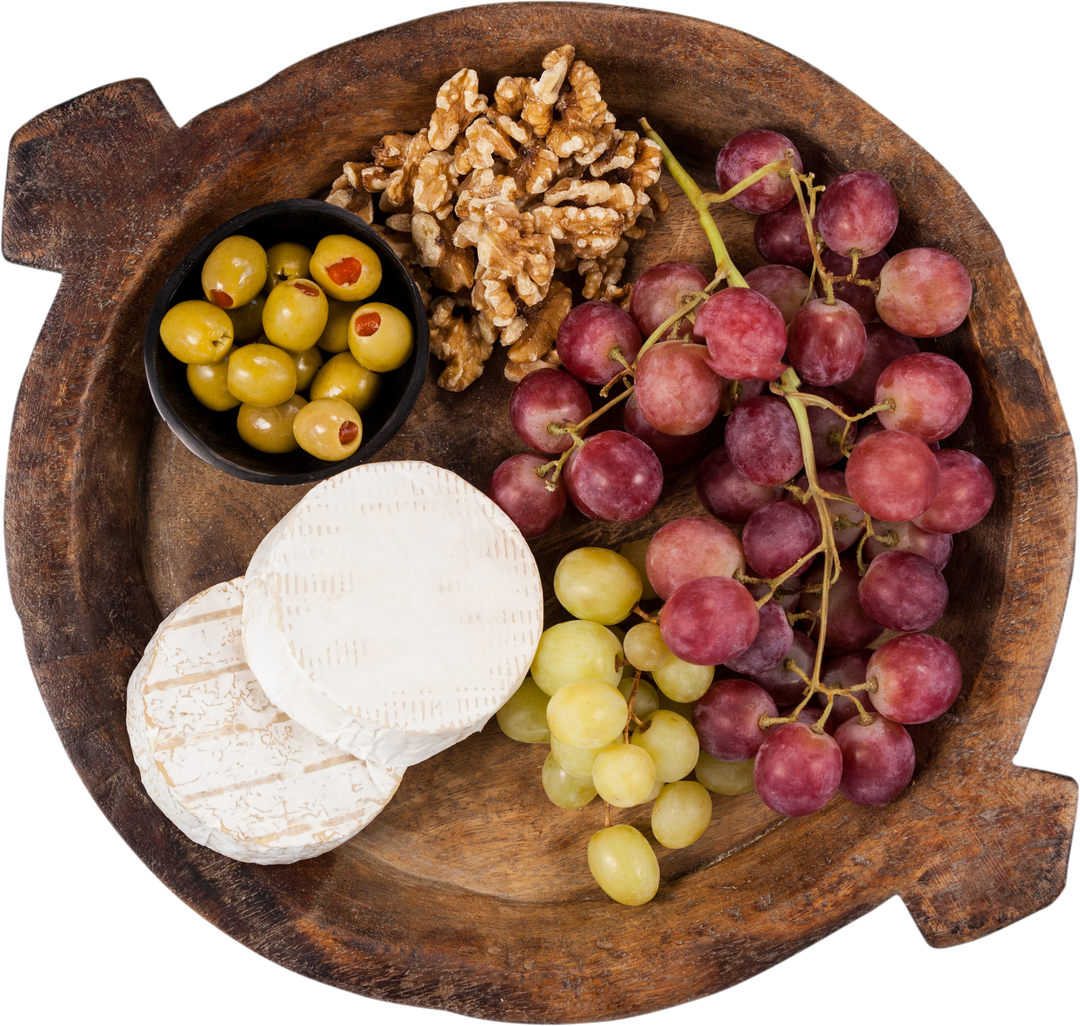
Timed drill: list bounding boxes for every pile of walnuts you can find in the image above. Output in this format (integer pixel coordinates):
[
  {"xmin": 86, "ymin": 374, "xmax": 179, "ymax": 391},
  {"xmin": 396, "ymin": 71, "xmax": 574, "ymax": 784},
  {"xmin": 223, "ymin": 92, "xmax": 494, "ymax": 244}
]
[{"xmin": 327, "ymin": 44, "xmax": 667, "ymax": 391}]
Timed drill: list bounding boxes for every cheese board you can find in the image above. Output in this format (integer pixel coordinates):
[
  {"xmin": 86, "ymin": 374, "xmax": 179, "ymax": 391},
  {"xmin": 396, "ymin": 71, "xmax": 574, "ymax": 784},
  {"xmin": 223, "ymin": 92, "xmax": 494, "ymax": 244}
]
[{"xmin": 4, "ymin": 4, "xmax": 1075, "ymax": 1023}]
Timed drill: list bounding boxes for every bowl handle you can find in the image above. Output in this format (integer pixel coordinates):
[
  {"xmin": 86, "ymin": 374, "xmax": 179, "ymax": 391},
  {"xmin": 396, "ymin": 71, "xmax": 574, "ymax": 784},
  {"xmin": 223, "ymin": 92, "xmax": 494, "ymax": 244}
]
[
  {"xmin": 898, "ymin": 763, "xmax": 1076, "ymax": 946},
  {"xmin": 3, "ymin": 78, "xmax": 177, "ymax": 274}
]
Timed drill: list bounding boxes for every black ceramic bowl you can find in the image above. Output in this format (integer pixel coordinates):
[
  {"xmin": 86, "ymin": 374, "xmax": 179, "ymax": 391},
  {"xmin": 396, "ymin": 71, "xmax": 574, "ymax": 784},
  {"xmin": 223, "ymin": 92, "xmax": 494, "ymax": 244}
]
[{"xmin": 144, "ymin": 199, "xmax": 429, "ymax": 485}]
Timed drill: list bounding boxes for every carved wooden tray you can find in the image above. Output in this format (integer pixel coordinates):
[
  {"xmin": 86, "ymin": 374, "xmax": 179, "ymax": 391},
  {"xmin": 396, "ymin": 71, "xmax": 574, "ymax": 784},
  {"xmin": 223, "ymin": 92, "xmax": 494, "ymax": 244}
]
[{"xmin": 4, "ymin": 4, "xmax": 1076, "ymax": 1021}]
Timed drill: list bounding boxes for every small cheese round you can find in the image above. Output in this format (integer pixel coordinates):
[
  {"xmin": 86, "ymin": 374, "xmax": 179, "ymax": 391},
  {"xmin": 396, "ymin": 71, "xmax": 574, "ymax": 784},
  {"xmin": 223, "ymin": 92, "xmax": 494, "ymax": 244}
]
[
  {"xmin": 127, "ymin": 578, "xmax": 404, "ymax": 864},
  {"xmin": 241, "ymin": 461, "xmax": 544, "ymax": 766}
]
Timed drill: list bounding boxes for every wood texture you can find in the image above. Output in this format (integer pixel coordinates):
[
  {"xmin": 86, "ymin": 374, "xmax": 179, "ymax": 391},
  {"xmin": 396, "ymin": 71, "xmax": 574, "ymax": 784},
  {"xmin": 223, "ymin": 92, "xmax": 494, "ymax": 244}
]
[{"xmin": 3, "ymin": 4, "xmax": 1076, "ymax": 1021}]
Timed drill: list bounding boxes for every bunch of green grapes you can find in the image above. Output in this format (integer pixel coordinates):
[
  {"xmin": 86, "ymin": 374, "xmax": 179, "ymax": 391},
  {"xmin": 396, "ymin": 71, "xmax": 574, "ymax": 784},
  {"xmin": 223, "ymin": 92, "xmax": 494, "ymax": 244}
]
[{"xmin": 497, "ymin": 543, "xmax": 734, "ymax": 905}]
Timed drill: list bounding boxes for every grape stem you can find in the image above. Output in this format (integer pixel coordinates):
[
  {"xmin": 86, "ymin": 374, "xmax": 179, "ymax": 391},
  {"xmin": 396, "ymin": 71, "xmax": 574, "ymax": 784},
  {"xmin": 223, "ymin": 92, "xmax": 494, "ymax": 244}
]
[
  {"xmin": 636, "ymin": 123, "xmax": 855, "ymax": 727},
  {"xmin": 639, "ymin": 118, "xmax": 749, "ymax": 287}
]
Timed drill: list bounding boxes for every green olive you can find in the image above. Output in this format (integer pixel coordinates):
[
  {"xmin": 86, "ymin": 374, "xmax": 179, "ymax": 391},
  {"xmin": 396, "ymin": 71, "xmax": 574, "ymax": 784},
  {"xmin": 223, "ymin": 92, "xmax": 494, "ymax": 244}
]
[
  {"xmin": 160, "ymin": 300, "xmax": 235, "ymax": 364},
  {"xmin": 265, "ymin": 241, "xmax": 312, "ymax": 291},
  {"xmin": 293, "ymin": 345, "xmax": 324, "ymax": 392},
  {"xmin": 226, "ymin": 342, "xmax": 298, "ymax": 406},
  {"xmin": 348, "ymin": 302, "xmax": 414, "ymax": 372},
  {"xmin": 316, "ymin": 298, "xmax": 359, "ymax": 354},
  {"xmin": 187, "ymin": 359, "xmax": 240, "ymax": 411},
  {"xmin": 293, "ymin": 397, "xmax": 363, "ymax": 461},
  {"xmin": 201, "ymin": 235, "xmax": 267, "ymax": 309},
  {"xmin": 309, "ymin": 352, "xmax": 382, "ymax": 414},
  {"xmin": 237, "ymin": 395, "xmax": 307, "ymax": 453},
  {"xmin": 226, "ymin": 293, "xmax": 266, "ymax": 342},
  {"xmin": 309, "ymin": 234, "xmax": 382, "ymax": 302},
  {"xmin": 262, "ymin": 278, "xmax": 329, "ymax": 352}
]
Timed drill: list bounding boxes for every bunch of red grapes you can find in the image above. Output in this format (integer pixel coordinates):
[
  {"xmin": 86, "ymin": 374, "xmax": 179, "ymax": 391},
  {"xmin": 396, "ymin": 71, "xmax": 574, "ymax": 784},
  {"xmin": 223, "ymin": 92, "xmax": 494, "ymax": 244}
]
[{"xmin": 488, "ymin": 125, "xmax": 993, "ymax": 819}]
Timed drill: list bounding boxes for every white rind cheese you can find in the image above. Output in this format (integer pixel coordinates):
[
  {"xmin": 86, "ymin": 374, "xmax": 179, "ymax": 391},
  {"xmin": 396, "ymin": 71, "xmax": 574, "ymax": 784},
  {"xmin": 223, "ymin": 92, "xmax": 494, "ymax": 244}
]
[
  {"xmin": 127, "ymin": 578, "xmax": 404, "ymax": 864},
  {"xmin": 242, "ymin": 460, "xmax": 544, "ymax": 766}
]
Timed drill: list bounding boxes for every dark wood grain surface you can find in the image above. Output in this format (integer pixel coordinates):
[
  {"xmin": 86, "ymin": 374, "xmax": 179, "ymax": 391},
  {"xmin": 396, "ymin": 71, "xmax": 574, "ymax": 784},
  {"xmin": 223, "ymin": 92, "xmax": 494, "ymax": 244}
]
[{"xmin": 6, "ymin": 6, "xmax": 1071, "ymax": 1019}]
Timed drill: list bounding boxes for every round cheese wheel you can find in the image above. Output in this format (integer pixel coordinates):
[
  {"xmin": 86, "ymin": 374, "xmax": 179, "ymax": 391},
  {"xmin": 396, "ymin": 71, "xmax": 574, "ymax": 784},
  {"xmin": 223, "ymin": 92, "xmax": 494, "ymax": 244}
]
[
  {"xmin": 127, "ymin": 578, "xmax": 404, "ymax": 864},
  {"xmin": 242, "ymin": 461, "xmax": 544, "ymax": 765}
]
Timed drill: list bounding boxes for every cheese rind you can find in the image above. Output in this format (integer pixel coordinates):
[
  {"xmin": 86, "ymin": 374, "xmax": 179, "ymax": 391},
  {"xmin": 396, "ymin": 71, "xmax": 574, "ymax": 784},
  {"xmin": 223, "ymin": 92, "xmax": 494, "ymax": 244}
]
[
  {"xmin": 127, "ymin": 578, "xmax": 404, "ymax": 864},
  {"xmin": 242, "ymin": 461, "xmax": 544, "ymax": 765}
]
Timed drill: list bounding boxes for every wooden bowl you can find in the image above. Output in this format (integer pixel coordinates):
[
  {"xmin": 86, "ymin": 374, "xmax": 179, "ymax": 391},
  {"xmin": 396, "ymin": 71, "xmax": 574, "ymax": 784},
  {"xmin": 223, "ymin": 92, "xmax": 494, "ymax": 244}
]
[
  {"xmin": 145, "ymin": 198, "xmax": 429, "ymax": 485},
  {"xmin": 3, "ymin": 4, "xmax": 1076, "ymax": 1022}
]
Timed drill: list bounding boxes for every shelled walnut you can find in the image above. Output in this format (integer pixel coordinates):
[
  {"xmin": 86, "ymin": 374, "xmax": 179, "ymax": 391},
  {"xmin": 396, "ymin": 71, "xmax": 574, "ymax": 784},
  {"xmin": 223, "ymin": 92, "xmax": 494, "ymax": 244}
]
[{"xmin": 328, "ymin": 44, "xmax": 667, "ymax": 390}]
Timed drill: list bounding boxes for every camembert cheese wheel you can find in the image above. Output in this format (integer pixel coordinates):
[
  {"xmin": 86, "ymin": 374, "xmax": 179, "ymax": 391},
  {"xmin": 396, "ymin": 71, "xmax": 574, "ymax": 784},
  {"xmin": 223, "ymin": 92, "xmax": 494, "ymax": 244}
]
[
  {"xmin": 242, "ymin": 461, "xmax": 544, "ymax": 765},
  {"xmin": 127, "ymin": 578, "xmax": 404, "ymax": 864}
]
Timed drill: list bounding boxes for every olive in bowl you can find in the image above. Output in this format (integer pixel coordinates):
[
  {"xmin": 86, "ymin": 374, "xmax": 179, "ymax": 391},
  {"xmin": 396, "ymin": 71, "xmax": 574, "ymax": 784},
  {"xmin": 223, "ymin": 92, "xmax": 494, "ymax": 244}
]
[{"xmin": 144, "ymin": 199, "xmax": 429, "ymax": 485}]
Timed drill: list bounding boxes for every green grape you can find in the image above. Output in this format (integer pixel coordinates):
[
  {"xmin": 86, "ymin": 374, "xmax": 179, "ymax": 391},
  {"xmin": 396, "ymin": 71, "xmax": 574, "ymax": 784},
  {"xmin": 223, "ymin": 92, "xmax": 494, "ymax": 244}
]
[
  {"xmin": 623, "ymin": 622, "xmax": 669, "ymax": 672},
  {"xmin": 262, "ymin": 278, "xmax": 330, "ymax": 352},
  {"xmin": 236, "ymin": 395, "xmax": 306, "ymax": 454},
  {"xmin": 310, "ymin": 234, "xmax": 382, "ymax": 302},
  {"xmin": 530, "ymin": 620, "xmax": 623, "ymax": 696},
  {"xmin": 618, "ymin": 538, "xmax": 659, "ymax": 601},
  {"xmin": 553, "ymin": 547, "xmax": 643, "ymax": 625},
  {"xmin": 541, "ymin": 751, "xmax": 597, "ymax": 809},
  {"xmin": 226, "ymin": 343, "xmax": 297, "ymax": 406},
  {"xmin": 651, "ymin": 781, "xmax": 713, "ymax": 849},
  {"xmin": 549, "ymin": 736, "xmax": 606, "ymax": 778},
  {"xmin": 587, "ymin": 824, "xmax": 660, "ymax": 906},
  {"xmin": 592, "ymin": 742, "xmax": 656, "ymax": 808},
  {"xmin": 631, "ymin": 709, "xmax": 700, "ymax": 783},
  {"xmin": 310, "ymin": 351, "xmax": 382, "ymax": 414},
  {"xmin": 695, "ymin": 752, "xmax": 756, "ymax": 795},
  {"xmin": 348, "ymin": 302, "xmax": 414, "ymax": 372},
  {"xmin": 546, "ymin": 678, "xmax": 627, "ymax": 749},
  {"xmin": 186, "ymin": 359, "xmax": 239, "ymax": 412},
  {"xmin": 495, "ymin": 677, "xmax": 550, "ymax": 743},
  {"xmin": 292, "ymin": 397, "xmax": 362, "ymax": 461},
  {"xmin": 201, "ymin": 235, "xmax": 267, "ymax": 309},
  {"xmin": 160, "ymin": 299, "xmax": 234, "ymax": 365},
  {"xmin": 653, "ymin": 652, "xmax": 714, "ymax": 703}
]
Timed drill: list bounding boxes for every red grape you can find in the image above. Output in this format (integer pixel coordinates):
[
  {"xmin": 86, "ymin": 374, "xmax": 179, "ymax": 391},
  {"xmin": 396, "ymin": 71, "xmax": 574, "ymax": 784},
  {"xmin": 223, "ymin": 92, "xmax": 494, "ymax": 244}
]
[
  {"xmin": 834, "ymin": 713, "xmax": 915, "ymax": 806},
  {"xmin": 487, "ymin": 453, "xmax": 566, "ymax": 539},
  {"xmin": 695, "ymin": 287, "xmax": 789, "ymax": 381},
  {"xmin": 715, "ymin": 129, "xmax": 804, "ymax": 215},
  {"xmin": 867, "ymin": 632, "xmax": 963, "ymax": 724},
  {"xmin": 743, "ymin": 264, "xmax": 812, "ymax": 325},
  {"xmin": 816, "ymin": 170, "xmax": 899, "ymax": 258},
  {"xmin": 723, "ymin": 599, "xmax": 795, "ymax": 677},
  {"xmin": 817, "ymin": 649, "xmax": 873, "ymax": 724},
  {"xmin": 799, "ymin": 388, "xmax": 857, "ymax": 468},
  {"xmin": 796, "ymin": 467, "xmax": 863, "ymax": 551},
  {"xmin": 658, "ymin": 576, "xmax": 759, "ymax": 666},
  {"xmin": 645, "ymin": 516, "xmax": 745, "ymax": 600},
  {"xmin": 801, "ymin": 558, "xmax": 883, "ymax": 651},
  {"xmin": 742, "ymin": 498, "xmax": 821, "ymax": 579},
  {"xmin": 875, "ymin": 248, "xmax": 972, "ymax": 337},
  {"xmin": 556, "ymin": 300, "xmax": 643, "ymax": 385},
  {"xmin": 875, "ymin": 351, "xmax": 972, "ymax": 442},
  {"xmin": 634, "ymin": 341, "xmax": 722, "ymax": 435},
  {"xmin": 725, "ymin": 395, "xmax": 804, "ymax": 487},
  {"xmin": 858, "ymin": 550, "xmax": 948, "ymax": 633},
  {"xmin": 845, "ymin": 429, "xmax": 940, "ymax": 522},
  {"xmin": 695, "ymin": 446, "xmax": 783, "ymax": 523},
  {"xmin": 693, "ymin": 678, "xmax": 778, "ymax": 761},
  {"xmin": 753, "ymin": 198, "xmax": 816, "ymax": 270},
  {"xmin": 629, "ymin": 261, "xmax": 709, "ymax": 339},
  {"xmin": 749, "ymin": 630, "xmax": 815, "ymax": 706},
  {"xmin": 786, "ymin": 298, "xmax": 867, "ymax": 386},
  {"xmin": 912, "ymin": 449, "xmax": 995, "ymax": 534},
  {"xmin": 814, "ymin": 247, "xmax": 891, "ymax": 323},
  {"xmin": 863, "ymin": 518, "xmax": 953, "ymax": 570},
  {"xmin": 754, "ymin": 721, "xmax": 843, "ymax": 816},
  {"xmin": 508, "ymin": 368, "xmax": 591, "ymax": 453},
  {"xmin": 564, "ymin": 430, "xmax": 663, "ymax": 522}
]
